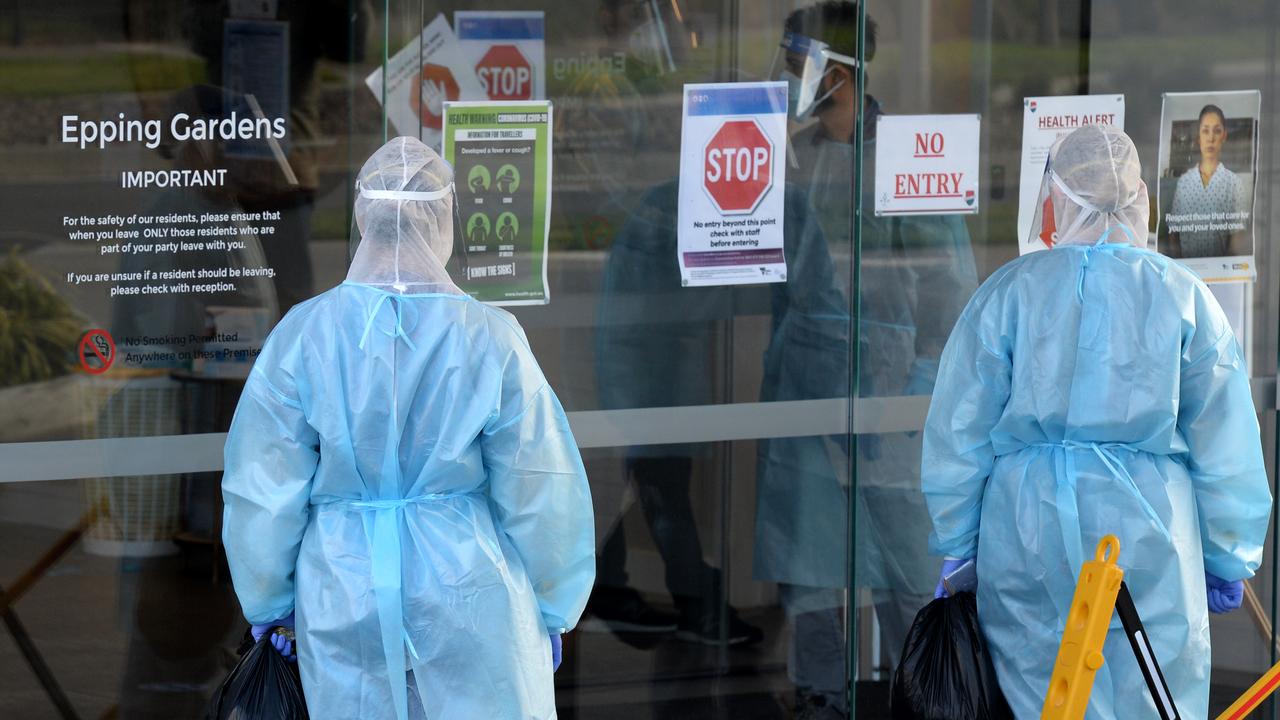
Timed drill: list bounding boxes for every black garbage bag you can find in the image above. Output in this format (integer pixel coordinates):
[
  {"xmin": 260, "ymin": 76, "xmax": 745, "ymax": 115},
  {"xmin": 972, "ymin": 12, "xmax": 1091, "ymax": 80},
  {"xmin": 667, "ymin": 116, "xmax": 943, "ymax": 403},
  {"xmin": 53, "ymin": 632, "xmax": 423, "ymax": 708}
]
[
  {"xmin": 891, "ymin": 592, "xmax": 1013, "ymax": 720},
  {"xmin": 206, "ymin": 632, "xmax": 309, "ymax": 719}
]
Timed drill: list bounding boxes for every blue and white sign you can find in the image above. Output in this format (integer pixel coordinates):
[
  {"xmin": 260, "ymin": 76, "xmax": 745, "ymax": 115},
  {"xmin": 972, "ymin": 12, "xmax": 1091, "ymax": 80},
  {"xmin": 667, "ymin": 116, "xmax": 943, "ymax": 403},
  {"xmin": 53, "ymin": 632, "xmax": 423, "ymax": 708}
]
[
  {"xmin": 455, "ymin": 11, "xmax": 546, "ymax": 102},
  {"xmin": 678, "ymin": 82, "xmax": 788, "ymax": 288}
]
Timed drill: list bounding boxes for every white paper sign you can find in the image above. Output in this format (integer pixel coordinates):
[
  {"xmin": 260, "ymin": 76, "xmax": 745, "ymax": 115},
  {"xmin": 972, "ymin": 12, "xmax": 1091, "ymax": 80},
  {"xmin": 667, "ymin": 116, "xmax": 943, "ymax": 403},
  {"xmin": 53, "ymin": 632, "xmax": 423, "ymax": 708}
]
[
  {"xmin": 455, "ymin": 11, "xmax": 546, "ymax": 102},
  {"xmin": 364, "ymin": 14, "xmax": 486, "ymax": 149},
  {"xmin": 1156, "ymin": 90, "xmax": 1261, "ymax": 283},
  {"xmin": 874, "ymin": 114, "xmax": 981, "ymax": 216},
  {"xmin": 1018, "ymin": 94, "xmax": 1125, "ymax": 254},
  {"xmin": 677, "ymin": 82, "xmax": 788, "ymax": 287}
]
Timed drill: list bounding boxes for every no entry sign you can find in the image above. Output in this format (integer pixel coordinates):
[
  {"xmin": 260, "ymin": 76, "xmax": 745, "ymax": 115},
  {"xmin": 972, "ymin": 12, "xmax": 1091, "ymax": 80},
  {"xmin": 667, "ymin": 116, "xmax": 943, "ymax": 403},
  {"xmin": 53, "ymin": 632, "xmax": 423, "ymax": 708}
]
[
  {"xmin": 79, "ymin": 329, "xmax": 115, "ymax": 375},
  {"xmin": 874, "ymin": 114, "xmax": 981, "ymax": 216},
  {"xmin": 678, "ymin": 82, "xmax": 788, "ymax": 287}
]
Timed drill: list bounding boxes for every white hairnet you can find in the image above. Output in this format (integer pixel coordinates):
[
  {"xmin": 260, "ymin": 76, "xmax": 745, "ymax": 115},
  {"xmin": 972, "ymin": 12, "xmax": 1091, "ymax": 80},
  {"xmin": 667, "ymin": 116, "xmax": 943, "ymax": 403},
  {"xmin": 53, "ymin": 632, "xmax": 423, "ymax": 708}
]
[
  {"xmin": 347, "ymin": 136, "xmax": 460, "ymax": 294},
  {"xmin": 1027, "ymin": 125, "xmax": 1150, "ymax": 249}
]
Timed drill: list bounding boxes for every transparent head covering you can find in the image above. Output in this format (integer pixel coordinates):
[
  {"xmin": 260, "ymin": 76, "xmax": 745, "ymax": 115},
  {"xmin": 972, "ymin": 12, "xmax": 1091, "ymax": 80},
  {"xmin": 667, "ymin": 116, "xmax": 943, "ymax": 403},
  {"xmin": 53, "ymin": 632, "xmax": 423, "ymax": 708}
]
[
  {"xmin": 347, "ymin": 136, "xmax": 460, "ymax": 294},
  {"xmin": 1027, "ymin": 125, "xmax": 1150, "ymax": 250}
]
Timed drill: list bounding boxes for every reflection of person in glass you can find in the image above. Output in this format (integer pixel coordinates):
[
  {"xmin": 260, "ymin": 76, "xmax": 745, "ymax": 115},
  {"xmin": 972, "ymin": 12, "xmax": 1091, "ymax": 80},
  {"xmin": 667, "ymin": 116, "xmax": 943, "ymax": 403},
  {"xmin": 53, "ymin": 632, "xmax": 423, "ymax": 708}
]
[
  {"xmin": 755, "ymin": 2, "xmax": 978, "ymax": 713},
  {"xmin": 585, "ymin": 0, "xmax": 764, "ymax": 651},
  {"xmin": 498, "ymin": 214, "xmax": 517, "ymax": 244},
  {"xmin": 468, "ymin": 215, "xmax": 490, "ymax": 246},
  {"xmin": 1167, "ymin": 104, "xmax": 1250, "ymax": 258},
  {"xmin": 596, "ymin": 176, "xmax": 805, "ymax": 646},
  {"xmin": 496, "ymin": 165, "xmax": 519, "ymax": 194}
]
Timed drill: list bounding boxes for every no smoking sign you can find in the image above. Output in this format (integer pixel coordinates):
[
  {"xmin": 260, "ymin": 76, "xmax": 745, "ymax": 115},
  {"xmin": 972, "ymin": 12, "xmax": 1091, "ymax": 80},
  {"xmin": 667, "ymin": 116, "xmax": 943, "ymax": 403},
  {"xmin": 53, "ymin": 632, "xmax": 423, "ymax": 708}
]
[{"xmin": 79, "ymin": 329, "xmax": 115, "ymax": 375}]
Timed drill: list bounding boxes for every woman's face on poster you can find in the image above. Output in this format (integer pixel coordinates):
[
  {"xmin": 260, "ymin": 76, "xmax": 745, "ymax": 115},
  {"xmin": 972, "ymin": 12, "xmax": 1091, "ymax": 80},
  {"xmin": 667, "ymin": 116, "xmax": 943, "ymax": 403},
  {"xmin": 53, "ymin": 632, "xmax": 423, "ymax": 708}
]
[{"xmin": 1198, "ymin": 112, "xmax": 1226, "ymax": 162}]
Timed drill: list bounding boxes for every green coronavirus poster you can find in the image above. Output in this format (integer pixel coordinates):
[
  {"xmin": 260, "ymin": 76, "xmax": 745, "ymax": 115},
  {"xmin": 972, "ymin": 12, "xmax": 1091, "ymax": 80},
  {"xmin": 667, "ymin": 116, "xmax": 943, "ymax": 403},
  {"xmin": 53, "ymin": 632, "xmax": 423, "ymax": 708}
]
[{"xmin": 442, "ymin": 101, "xmax": 552, "ymax": 305}]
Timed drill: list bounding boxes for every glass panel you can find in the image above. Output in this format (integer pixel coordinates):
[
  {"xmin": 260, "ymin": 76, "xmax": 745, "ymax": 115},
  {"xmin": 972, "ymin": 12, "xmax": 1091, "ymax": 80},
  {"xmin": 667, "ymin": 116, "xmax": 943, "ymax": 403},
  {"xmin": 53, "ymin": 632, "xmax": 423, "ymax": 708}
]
[
  {"xmin": 1, "ymin": 1, "xmax": 859, "ymax": 717},
  {"xmin": 0, "ymin": 0, "xmax": 380, "ymax": 716},
  {"xmin": 11, "ymin": 1, "xmax": 1274, "ymax": 718},
  {"xmin": 856, "ymin": 1, "xmax": 1280, "ymax": 717}
]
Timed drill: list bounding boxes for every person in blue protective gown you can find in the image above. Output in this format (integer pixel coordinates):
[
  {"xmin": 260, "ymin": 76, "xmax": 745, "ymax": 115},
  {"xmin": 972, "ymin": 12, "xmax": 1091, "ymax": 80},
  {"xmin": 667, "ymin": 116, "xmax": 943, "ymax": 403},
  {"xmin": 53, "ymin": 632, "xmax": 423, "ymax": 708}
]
[
  {"xmin": 923, "ymin": 125, "xmax": 1271, "ymax": 718},
  {"xmin": 221, "ymin": 136, "xmax": 596, "ymax": 720},
  {"xmin": 754, "ymin": 3, "xmax": 978, "ymax": 711}
]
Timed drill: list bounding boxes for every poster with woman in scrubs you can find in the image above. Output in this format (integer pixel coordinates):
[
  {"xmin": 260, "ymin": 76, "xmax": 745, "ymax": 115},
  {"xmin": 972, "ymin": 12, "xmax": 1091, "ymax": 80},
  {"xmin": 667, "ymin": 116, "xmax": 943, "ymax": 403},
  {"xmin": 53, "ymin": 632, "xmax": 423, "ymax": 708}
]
[{"xmin": 1157, "ymin": 90, "xmax": 1261, "ymax": 282}]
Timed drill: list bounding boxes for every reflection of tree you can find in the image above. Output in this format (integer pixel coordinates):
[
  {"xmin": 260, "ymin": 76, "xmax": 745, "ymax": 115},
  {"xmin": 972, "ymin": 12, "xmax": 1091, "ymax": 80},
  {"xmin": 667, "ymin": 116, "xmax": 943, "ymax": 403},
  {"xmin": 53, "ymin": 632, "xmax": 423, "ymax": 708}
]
[{"xmin": 0, "ymin": 251, "xmax": 83, "ymax": 387}]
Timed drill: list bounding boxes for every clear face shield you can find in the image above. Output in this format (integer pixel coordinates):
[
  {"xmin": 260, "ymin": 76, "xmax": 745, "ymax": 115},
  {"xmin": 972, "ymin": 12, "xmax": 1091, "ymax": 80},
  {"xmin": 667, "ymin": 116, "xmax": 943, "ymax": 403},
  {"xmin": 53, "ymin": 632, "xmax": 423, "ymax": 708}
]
[{"xmin": 769, "ymin": 31, "xmax": 858, "ymax": 123}]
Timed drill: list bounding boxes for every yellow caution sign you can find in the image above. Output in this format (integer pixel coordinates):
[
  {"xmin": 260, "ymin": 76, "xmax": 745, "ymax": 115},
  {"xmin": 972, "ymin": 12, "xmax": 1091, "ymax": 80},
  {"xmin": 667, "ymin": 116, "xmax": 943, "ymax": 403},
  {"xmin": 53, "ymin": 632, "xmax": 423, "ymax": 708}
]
[
  {"xmin": 1041, "ymin": 536, "xmax": 1124, "ymax": 720},
  {"xmin": 1215, "ymin": 659, "xmax": 1280, "ymax": 720}
]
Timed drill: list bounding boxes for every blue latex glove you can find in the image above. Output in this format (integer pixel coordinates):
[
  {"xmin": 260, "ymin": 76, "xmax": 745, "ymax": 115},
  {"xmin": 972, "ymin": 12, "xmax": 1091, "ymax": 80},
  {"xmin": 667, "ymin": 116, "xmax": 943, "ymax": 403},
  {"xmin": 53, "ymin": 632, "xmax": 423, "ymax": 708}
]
[
  {"xmin": 1206, "ymin": 572, "xmax": 1244, "ymax": 614},
  {"xmin": 550, "ymin": 634, "xmax": 563, "ymax": 672},
  {"xmin": 935, "ymin": 558, "xmax": 970, "ymax": 599},
  {"xmin": 250, "ymin": 612, "xmax": 297, "ymax": 663}
]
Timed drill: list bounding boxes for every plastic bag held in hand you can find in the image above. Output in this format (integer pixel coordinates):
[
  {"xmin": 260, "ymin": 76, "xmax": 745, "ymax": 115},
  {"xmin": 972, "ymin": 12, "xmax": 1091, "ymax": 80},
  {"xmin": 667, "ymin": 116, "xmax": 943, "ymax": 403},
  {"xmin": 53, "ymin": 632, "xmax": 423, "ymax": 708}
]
[
  {"xmin": 206, "ymin": 634, "xmax": 309, "ymax": 719},
  {"xmin": 891, "ymin": 593, "xmax": 1013, "ymax": 720}
]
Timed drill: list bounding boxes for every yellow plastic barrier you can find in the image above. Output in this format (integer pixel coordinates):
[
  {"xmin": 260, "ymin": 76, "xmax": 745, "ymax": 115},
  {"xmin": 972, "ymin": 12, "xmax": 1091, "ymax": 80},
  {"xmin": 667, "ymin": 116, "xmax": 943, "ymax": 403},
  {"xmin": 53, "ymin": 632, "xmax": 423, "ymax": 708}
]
[
  {"xmin": 1215, "ymin": 659, "xmax": 1280, "ymax": 720},
  {"xmin": 1041, "ymin": 535, "xmax": 1124, "ymax": 720}
]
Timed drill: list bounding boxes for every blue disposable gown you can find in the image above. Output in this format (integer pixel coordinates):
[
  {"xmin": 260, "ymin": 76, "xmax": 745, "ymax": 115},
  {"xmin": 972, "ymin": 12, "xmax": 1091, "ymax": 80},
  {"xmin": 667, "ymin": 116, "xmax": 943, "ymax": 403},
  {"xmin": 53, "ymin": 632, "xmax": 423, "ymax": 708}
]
[
  {"xmin": 223, "ymin": 282, "xmax": 595, "ymax": 719},
  {"xmin": 923, "ymin": 243, "xmax": 1270, "ymax": 718}
]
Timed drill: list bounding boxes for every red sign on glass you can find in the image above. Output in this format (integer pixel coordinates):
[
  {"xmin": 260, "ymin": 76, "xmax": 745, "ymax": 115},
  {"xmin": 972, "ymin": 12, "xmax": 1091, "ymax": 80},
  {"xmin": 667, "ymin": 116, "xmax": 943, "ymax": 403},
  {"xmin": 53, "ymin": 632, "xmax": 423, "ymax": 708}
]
[
  {"xmin": 702, "ymin": 119, "xmax": 774, "ymax": 215},
  {"xmin": 409, "ymin": 63, "xmax": 460, "ymax": 130},
  {"xmin": 79, "ymin": 329, "xmax": 115, "ymax": 375},
  {"xmin": 475, "ymin": 45, "xmax": 533, "ymax": 101}
]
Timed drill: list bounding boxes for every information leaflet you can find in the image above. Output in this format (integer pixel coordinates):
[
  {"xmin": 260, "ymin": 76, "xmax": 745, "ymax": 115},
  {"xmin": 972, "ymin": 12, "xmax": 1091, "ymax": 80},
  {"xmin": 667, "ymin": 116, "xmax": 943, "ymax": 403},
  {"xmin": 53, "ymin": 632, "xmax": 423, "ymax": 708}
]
[
  {"xmin": 443, "ymin": 101, "xmax": 553, "ymax": 305},
  {"xmin": 1018, "ymin": 94, "xmax": 1125, "ymax": 254},
  {"xmin": 365, "ymin": 14, "xmax": 485, "ymax": 148},
  {"xmin": 677, "ymin": 82, "xmax": 788, "ymax": 287},
  {"xmin": 455, "ymin": 11, "xmax": 546, "ymax": 102},
  {"xmin": 874, "ymin": 114, "xmax": 981, "ymax": 217}
]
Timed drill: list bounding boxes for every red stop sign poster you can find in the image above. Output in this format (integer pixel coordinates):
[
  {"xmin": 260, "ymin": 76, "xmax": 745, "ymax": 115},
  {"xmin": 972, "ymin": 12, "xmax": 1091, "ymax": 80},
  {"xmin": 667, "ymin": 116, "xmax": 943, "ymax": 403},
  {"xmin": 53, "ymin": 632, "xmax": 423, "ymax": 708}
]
[
  {"xmin": 408, "ymin": 63, "xmax": 460, "ymax": 130},
  {"xmin": 703, "ymin": 119, "xmax": 774, "ymax": 214},
  {"xmin": 476, "ymin": 45, "xmax": 533, "ymax": 101},
  {"xmin": 677, "ymin": 82, "xmax": 789, "ymax": 288}
]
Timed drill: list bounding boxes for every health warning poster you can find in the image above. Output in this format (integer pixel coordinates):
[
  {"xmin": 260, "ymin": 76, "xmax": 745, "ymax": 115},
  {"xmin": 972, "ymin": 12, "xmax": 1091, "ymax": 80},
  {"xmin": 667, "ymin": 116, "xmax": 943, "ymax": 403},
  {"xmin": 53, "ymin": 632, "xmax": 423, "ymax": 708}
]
[
  {"xmin": 1017, "ymin": 94, "xmax": 1125, "ymax": 254},
  {"xmin": 874, "ymin": 114, "xmax": 980, "ymax": 217},
  {"xmin": 365, "ymin": 14, "xmax": 485, "ymax": 148},
  {"xmin": 677, "ymin": 82, "xmax": 788, "ymax": 287},
  {"xmin": 1156, "ymin": 90, "xmax": 1261, "ymax": 282},
  {"xmin": 442, "ymin": 101, "xmax": 552, "ymax": 305},
  {"xmin": 455, "ymin": 11, "xmax": 546, "ymax": 102}
]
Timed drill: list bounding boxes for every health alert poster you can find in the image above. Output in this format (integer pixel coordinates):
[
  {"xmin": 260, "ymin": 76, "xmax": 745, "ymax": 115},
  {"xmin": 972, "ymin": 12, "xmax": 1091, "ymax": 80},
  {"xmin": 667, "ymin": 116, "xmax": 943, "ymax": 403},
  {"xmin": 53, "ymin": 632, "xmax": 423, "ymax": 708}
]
[
  {"xmin": 874, "ymin": 114, "xmax": 981, "ymax": 216},
  {"xmin": 1018, "ymin": 94, "xmax": 1125, "ymax": 254},
  {"xmin": 677, "ymin": 82, "xmax": 788, "ymax": 288},
  {"xmin": 442, "ymin": 101, "xmax": 552, "ymax": 305}
]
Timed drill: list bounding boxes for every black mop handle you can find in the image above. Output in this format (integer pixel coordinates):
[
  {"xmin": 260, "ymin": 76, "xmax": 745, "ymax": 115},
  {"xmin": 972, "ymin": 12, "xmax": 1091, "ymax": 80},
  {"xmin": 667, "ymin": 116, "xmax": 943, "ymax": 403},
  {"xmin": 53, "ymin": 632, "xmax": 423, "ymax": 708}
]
[{"xmin": 1116, "ymin": 581, "xmax": 1182, "ymax": 720}]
